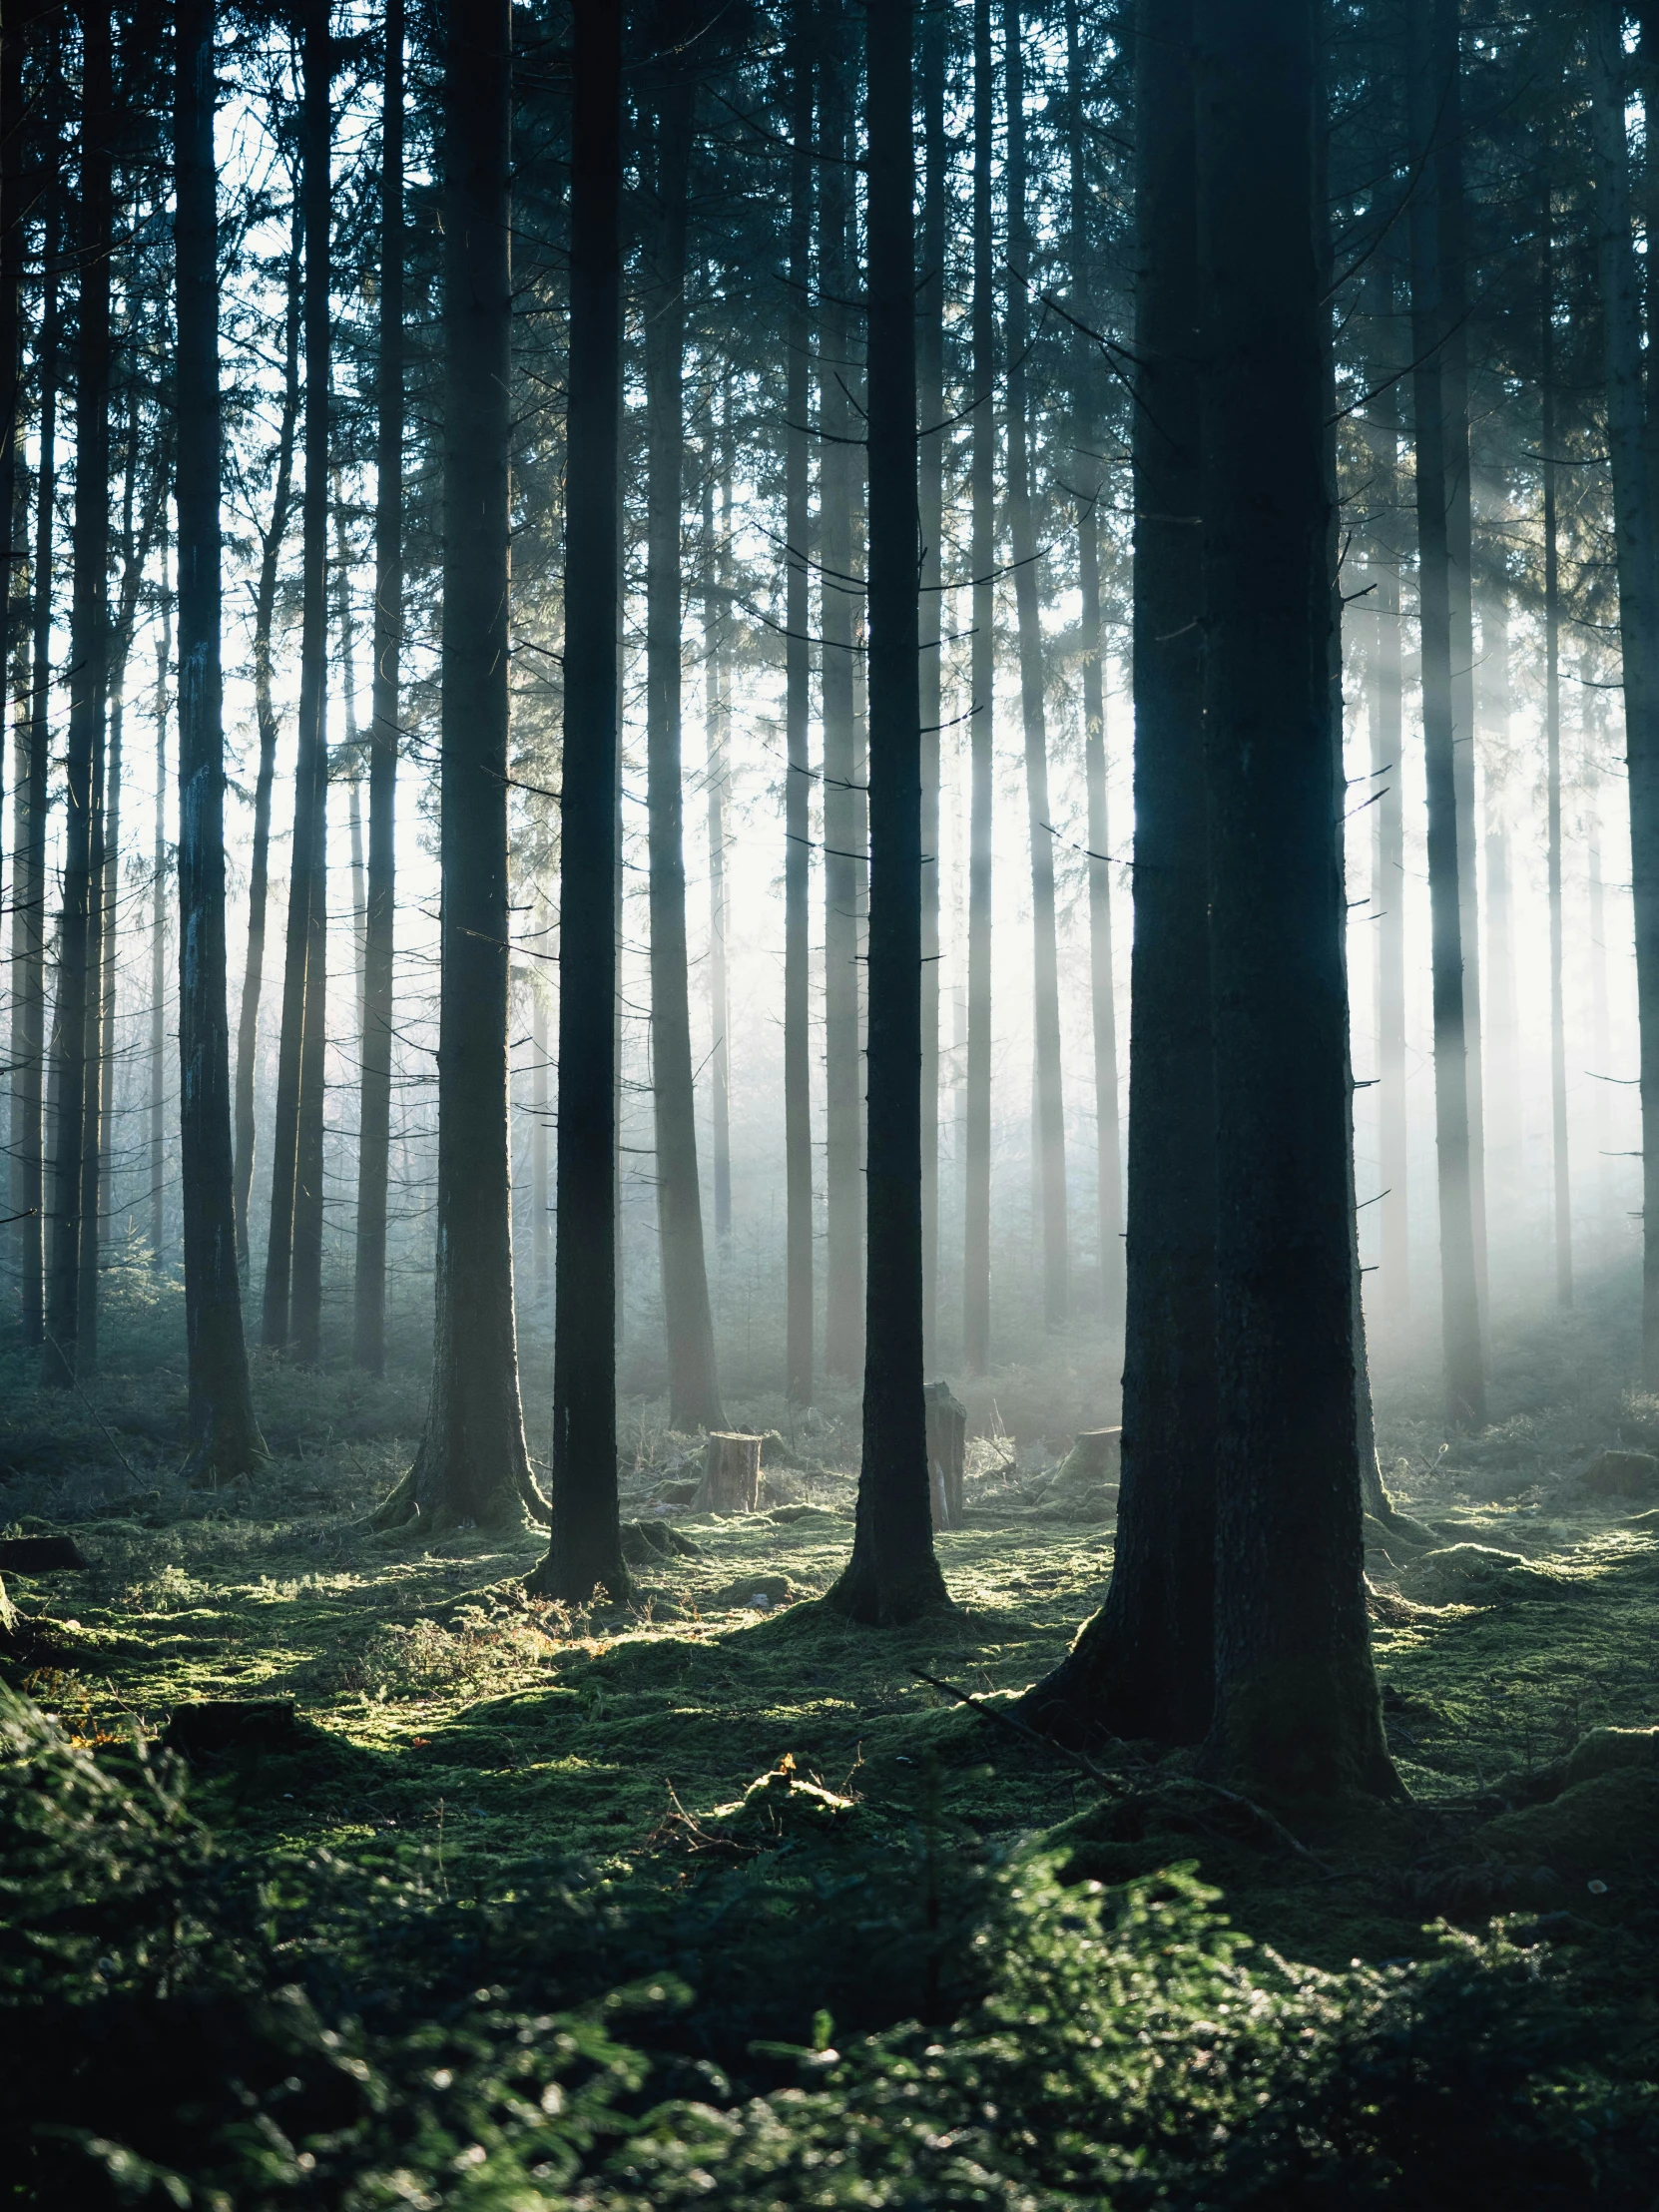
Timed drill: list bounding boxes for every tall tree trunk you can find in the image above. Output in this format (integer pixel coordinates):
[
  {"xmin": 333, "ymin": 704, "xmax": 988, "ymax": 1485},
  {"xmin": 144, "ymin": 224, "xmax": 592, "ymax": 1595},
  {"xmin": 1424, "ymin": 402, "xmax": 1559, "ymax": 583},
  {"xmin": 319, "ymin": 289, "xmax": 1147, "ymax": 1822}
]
[
  {"xmin": 828, "ymin": 0, "xmax": 947, "ymax": 1627},
  {"xmin": 1065, "ymin": 0, "xmax": 1121, "ymax": 1324},
  {"xmin": 528, "ymin": 0, "xmax": 628, "ymax": 1600},
  {"xmin": 1003, "ymin": 0, "xmax": 1068, "ymax": 1330},
  {"xmin": 1196, "ymin": 0, "xmax": 1394, "ymax": 1800},
  {"xmin": 264, "ymin": 0, "xmax": 330, "ymax": 1362},
  {"xmin": 353, "ymin": 0, "xmax": 402, "ymax": 1377},
  {"xmin": 175, "ymin": 0, "xmax": 266, "ymax": 1481},
  {"xmin": 1588, "ymin": 1, "xmax": 1659, "ymax": 1380},
  {"xmin": 703, "ymin": 393, "xmax": 731, "ymax": 1245},
  {"xmin": 1407, "ymin": 0, "xmax": 1485, "ymax": 1427},
  {"xmin": 643, "ymin": 52, "xmax": 723, "ymax": 1434},
  {"xmin": 77, "ymin": 683, "xmax": 106, "ymax": 1371},
  {"xmin": 963, "ymin": 0, "xmax": 995, "ymax": 1375},
  {"xmin": 44, "ymin": 3, "xmax": 113, "ymax": 1388},
  {"xmin": 820, "ymin": 2, "xmax": 863, "ymax": 1381},
  {"xmin": 1482, "ymin": 587, "xmax": 1518, "ymax": 1177},
  {"xmin": 379, "ymin": 0, "xmax": 540, "ymax": 1532},
  {"xmin": 335, "ymin": 491, "xmax": 366, "ymax": 1043},
  {"xmin": 0, "ymin": 8, "xmax": 20, "ymax": 1078},
  {"xmin": 234, "ymin": 200, "xmax": 302, "ymax": 1270},
  {"xmin": 1363, "ymin": 257, "xmax": 1408, "ymax": 1319},
  {"xmin": 151, "ymin": 541, "xmax": 170, "ymax": 1266},
  {"xmin": 1021, "ymin": 0, "xmax": 1214, "ymax": 1750},
  {"xmin": 783, "ymin": 1, "xmax": 814, "ymax": 1405},
  {"xmin": 917, "ymin": 0, "xmax": 944, "ymax": 1365},
  {"xmin": 1542, "ymin": 196, "xmax": 1571, "ymax": 1310},
  {"xmin": 14, "ymin": 211, "xmax": 58, "ymax": 1345}
]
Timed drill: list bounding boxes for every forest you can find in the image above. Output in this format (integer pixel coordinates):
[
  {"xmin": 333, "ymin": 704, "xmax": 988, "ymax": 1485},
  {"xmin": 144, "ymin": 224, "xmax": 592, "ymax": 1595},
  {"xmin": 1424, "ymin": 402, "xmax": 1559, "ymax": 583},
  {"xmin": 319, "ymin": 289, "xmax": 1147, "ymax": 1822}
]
[{"xmin": 3, "ymin": 0, "xmax": 1659, "ymax": 2201}]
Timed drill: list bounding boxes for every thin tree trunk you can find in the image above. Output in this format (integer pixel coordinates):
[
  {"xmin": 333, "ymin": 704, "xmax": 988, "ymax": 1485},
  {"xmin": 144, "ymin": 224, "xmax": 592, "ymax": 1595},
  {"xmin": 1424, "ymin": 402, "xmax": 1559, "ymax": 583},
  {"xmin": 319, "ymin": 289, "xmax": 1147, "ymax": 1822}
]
[
  {"xmin": 1588, "ymin": 1, "xmax": 1659, "ymax": 1381},
  {"xmin": 1542, "ymin": 196, "xmax": 1571, "ymax": 1310},
  {"xmin": 354, "ymin": 0, "xmax": 401, "ymax": 1375},
  {"xmin": 151, "ymin": 543, "xmax": 170, "ymax": 1267},
  {"xmin": 14, "ymin": 217, "xmax": 57, "ymax": 1345},
  {"xmin": 0, "ymin": 10, "xmax": 20, "ymax": 1091},
  {"xmin": 1407, "ymin": 0, "xmax": 1485, "ymax": 1427},
  {"xmin": 828, "ymin": 0, "xmax": 947, "ymax": 1627},
  {"xmin": 376, "ymin": 0, "xmax": 540, "ymax": 1532},
  {"xmin": 175, "ymin": 0, "xmax": 266, "ymax": 1481},
  {"xmin": 1196, "ymin": 0, "xmax": 1394, "ymax": 1800},
  {"xmin": 1364, "ymin": 256, "xmax": 1408, "ymax": 1318},
  {"xmin": 528, "ymin": 0, "xmax": 628, "ymax": 1599},
  {"xmin": 917, "ymin": 0, "xmax": 945, "ymax": 1365},
  {"xmin": 820, "ymin": 3, "xmax": 863, "ymax": 1381},
  {"xmin": 963, "ymin": 0, "xmax": 994, "ymax": 1375},
  {"xmin": 1021, "ymin": 0, "xmax": 1214, "ymax": 1750},
  {"xmin": 77, "ymin": 683, "xmax": 106, "ymax": 1372},
  {"xmin": 234, "ymin": 198, "xmax": 302, "ymax": 1270},
  {"xmin": 1066, "ymin": 0, "xmax": 1121, "ymax": 1324},
  {"xmin": 703, "ymin": 392, "xmax": 731, "ymax": 1246},
  {"xmin": 531, "ymin": 909, "xmax": 550, "ymax": 1294},
  {"xmin": 264, "ymin": 0, "xmax": 330, "ymax": 1362},
  {"xmin": 783, "ymin": 1, "xmax": 814, "ymax": 1405},
  {"xmin": 1004, "ymin": 0, "xmax": 1067, "ymax": 1331},
  {"xmin": 336, "ymin": 495, "xmax": 366, "ymax": 1046},
  {"xmin": 44, "ymin": 4, "xmax": 113, "ymax": 1388},
  {"xmin": 1482, "ymin": 590, "xmax": 1518, "ymax": 1178}
]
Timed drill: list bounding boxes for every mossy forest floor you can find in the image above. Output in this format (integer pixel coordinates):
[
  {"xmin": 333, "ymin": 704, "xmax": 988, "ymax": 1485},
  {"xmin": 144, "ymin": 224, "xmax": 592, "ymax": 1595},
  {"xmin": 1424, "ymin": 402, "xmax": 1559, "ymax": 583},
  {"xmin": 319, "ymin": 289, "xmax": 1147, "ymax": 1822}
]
[{"xmin": 5, "ymin": 1274, "xmax": 1659, "ymax": 2204}]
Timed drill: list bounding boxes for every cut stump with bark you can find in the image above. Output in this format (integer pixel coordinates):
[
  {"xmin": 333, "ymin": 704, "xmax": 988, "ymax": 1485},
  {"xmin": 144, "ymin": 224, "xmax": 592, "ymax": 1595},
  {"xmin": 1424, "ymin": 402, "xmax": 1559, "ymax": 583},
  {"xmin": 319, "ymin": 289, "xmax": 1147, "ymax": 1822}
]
[
  {"xmin": 925, "ymin": 1382, "xmax": 966, "ymax": 1529},
  {"xmin": 697, "ymin": 1431, "xmax": 762, "ymax": 1514},
  {"xmin": 1055, "ymin": 1427, "xmax": 1121, "ymax": 1487}
]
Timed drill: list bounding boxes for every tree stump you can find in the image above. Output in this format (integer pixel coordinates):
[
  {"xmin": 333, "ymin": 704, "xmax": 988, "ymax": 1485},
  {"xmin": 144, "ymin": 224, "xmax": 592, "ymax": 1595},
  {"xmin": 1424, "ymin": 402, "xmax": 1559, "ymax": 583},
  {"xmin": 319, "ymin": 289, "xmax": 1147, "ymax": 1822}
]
[
  {"xmin": 924, "ymin": 1382, "xmax": 967, "ymax": 1530},
  {"xmin": 697, "ymin": 1432, "xmax": 762, "ymax": 1513},
  {"xmin": 1054, "ymin": 1427, "xmax": 1121, "ymax": 1488}
]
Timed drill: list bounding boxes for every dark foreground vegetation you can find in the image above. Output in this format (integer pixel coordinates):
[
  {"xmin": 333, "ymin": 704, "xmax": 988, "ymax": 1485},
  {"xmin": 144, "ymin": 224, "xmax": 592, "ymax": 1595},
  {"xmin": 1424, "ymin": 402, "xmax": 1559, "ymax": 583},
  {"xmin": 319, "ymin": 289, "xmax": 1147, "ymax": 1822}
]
[{"xmin": 2, "ymin": 1285, "xmax": 1657, "ymax": 2208}]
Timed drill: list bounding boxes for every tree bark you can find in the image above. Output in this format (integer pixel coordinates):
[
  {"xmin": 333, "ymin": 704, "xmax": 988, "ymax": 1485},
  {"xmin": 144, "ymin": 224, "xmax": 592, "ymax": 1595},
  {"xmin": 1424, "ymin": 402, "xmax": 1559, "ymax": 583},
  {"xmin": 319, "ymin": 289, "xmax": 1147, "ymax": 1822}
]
[
  {"xmin": 1541, "ymin": 191, "xmax": 1570, "ymax": 1310},
  {"xmin": 1363, "ymin": 255, "xmax": 1408, "ymax": 1321},
  {"xmin": 0, "ymin": 13, "xmax": 20, "ymax": 1159},
  {"xmin": 1587, "ymin": 0, "xmax": 1659, "ymax": 1382},
  {"xmin": 1407, "ymin": 0, "xmax": 1485, "ymax": 1427},
  {"xmin": 151, "ymin": 539, "xmax": 171, "ymax": 1268},
  {"xmin": 783, "ymin": 1, "xmax": 814, "ymax": 1406},
  {"xmin": 703, "ymin": 391, "xmax": 732, "ymax": 1245},
  {"xmin": 13, "ymin": 204, "xmax": 58, "ymax": 1346},
  {"xmin": 377, "ymin": 0, "xmax": 542, "ymax": 1533},
  {"xmin": 917, "ymin": 0, "xmax": 945, "ymax": 1365},
  {"xmin": 644, "ymin": 53, "xmax": 723, "ymax": 1434},
  {"xmin": 353, "ymin": 0, "xmax": 402, "ymax": 1377},
  {"xmin": 1020, "ymin": 0, "xmax": 1214, "ymax": 1750},
  {"xmin": 827, "ymin": 0, "xmax": 947, "ymax": 1627},
  {"xmin": 44, "ymin": 2, "xmax": 113, "ymax": 1388},
  {"xmin": 174, "ymin": 0, "xmax": 266, "ymax": 1482},
  {"xmin": 1065, "ymin": 0, "xmax": 1121, "ymax": 1325},
  {"xmin": 527, "ymin": 0, "xmax": 629, "ymax": 1600},
  {"xmin": 1195, "ymin": 0, "xmax": 1394, "ymax": 1799},
  {"xmin": 1004, "ymin": 0, "xmax": 1067, "ymax": 1332},
  {"xmin": 963, "ymin": 0, "xmax": 994, "ymax": 1375},
  {"xmin": 234, "ymin": 196, "xmax": 301, "ymax": 1271},
  {"xmin": 263, "ymin": 0, "xmax": 330, "ymax": 1363},
  {"xmin": 819, "ymin": 2, "xmax": 863, "ymax": 1382}
]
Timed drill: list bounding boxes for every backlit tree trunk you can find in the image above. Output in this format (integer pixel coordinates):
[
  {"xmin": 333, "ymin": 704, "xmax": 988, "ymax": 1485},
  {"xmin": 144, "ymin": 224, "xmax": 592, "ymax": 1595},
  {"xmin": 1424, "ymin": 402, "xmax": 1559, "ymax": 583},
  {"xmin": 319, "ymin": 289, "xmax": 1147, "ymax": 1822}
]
[
  {"xmin": 917, "ymin": 0, "xmax": 945, "ymax": 1363},
  {"xmin": 963, "ymin": 0, "xmax": 994, "ymax": 1375},
  {"xmin": 783, "ymin": 0, "xmax": 814, "ymax": 1405}
]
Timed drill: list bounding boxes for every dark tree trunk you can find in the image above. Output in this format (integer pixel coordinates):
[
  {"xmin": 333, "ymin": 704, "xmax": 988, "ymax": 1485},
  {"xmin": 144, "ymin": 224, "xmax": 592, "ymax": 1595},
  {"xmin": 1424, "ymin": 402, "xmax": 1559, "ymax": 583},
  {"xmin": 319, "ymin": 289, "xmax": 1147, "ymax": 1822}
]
[
  {"xmin": 963, "ymin": 0, "xmax": 994, "ymax": 1375},
  {"xmin": 527, "ymin": 0, "xmax": 628, "ymax": 1600},
  {"xmin": 44, "ymin": 3, "xmax": 113, "ymax": 1388},
  {"xmin": 1020, "ymin": 0, "xmax": 1214, "ymax": 1750},
  {"xmin": 1407, "ymin": 0, "xmax": 1485, "ymax": 1427},
  {"xmin": 14, "ymin": 211, "xmax": 58, "ymax": 1346},
  {"xmin": 1541, "ymin": 190, "xmax": 1571, "ymax": 1310},
  {"xmin": 234, "ymin": 199, "xmax": 301, "ymax": 1271},
  {"xmin": 374, "ymin": 0, "xmax": 541, "ymax": 1533},
  {"xmin": 0, "ymin": 9, "xmax": 19, "ymax": 1089},
  {"xmin": 1588, "ymin": 0, "xmax": 1659, "ymax": 1383},
  {"xmin": 644, "ymin": 53, "xmax": 723, "ymax": 1434},
  {"xmin": 174, "ymin": 0, "xmax": 266, "ymax": 1482},
  {"xmin": 783, "ymin": 1, "xmax": 814, "ymax": 1405},
  {"xmin": 353, "ymin": 0, "xmax": 402, "ymax": 1378},
  {"xmin": 1065, "ymin": 0, "xmax": 1121, "ymax": 1325},
  {"xmin": 263, "ymin": 0, "xmax": 330, "ymax": 1362},
  {"xmin": 827, "ymin": 0, "xmax": 947, "ymax": 1628},
  {"xmin": 1003, "ymin": 0, "xmax": 1067, "ymax": 1331},
  {"xmin": 1363, "ymin": 256, "xmax": 1407, "ymax": 1320},
  {"xmin": 1196, "ymin": 0, "xmax": 1393, "ymax": 1799},
  {"xmin": 820, "ymin": 3, "xmax": 863, "ymax": 1381},
  {"xmin": 917, "ymin": 0, "xmax": 945, "ymax": 1364},
  {"xmin": 76, "ymin": 687, "xmax": 105, "ymax": 1373}
]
